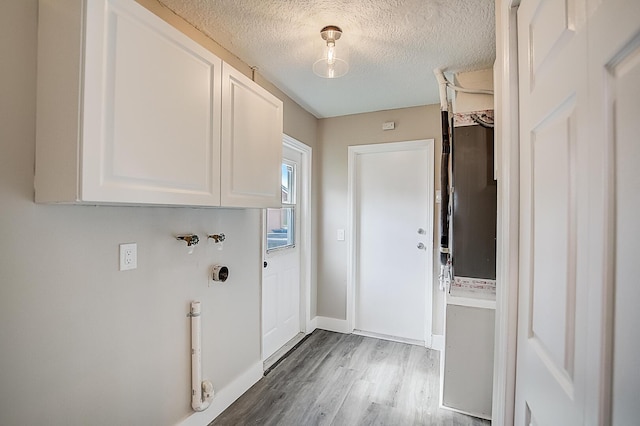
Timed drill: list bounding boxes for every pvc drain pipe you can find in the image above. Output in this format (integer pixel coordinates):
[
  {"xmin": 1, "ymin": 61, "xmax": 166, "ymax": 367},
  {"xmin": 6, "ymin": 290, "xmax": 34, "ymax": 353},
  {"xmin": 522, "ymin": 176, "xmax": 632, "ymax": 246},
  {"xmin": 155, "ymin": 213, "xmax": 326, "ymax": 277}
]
[{"xmin": 190, "ymin": 301, "xmax": 214, "ymax": 412}]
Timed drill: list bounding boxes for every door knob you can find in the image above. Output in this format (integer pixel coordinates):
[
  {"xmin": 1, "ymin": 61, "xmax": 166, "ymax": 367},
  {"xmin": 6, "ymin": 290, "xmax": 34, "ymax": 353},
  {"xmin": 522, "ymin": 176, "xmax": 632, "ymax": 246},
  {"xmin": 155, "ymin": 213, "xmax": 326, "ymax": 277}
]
[
  {"xmin": 417, "ymin": 242, "xmax": 426, "ymax": 250},
  {"xmin": 417, "ymin": 228, "xmax": 426, "ymax": 235}
]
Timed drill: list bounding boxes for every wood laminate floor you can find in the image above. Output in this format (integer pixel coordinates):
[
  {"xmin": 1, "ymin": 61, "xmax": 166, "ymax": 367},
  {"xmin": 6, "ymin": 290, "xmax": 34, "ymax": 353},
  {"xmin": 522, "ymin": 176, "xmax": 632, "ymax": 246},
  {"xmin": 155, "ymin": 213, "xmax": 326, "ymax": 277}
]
[{"xmin": 210, "ymin": 330, "xmax": 491, "ymax": 426}]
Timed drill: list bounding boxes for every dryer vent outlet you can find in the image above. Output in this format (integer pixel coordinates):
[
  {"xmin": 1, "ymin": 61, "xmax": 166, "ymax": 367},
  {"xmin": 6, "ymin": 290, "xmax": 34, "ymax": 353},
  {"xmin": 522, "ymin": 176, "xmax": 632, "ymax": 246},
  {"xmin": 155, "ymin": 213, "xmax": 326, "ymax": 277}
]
[{"xmin": 211, "ymin": 265, "xmax": 229, "ymax": 283}]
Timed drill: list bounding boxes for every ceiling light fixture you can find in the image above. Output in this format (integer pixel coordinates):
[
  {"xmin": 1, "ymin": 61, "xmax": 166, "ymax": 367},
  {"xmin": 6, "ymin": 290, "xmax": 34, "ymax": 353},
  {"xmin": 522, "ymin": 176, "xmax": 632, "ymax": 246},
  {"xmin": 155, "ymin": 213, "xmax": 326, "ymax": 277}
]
[{"xmin": 313, "ymin": 25, "xmax": 349, "ymax": 79}]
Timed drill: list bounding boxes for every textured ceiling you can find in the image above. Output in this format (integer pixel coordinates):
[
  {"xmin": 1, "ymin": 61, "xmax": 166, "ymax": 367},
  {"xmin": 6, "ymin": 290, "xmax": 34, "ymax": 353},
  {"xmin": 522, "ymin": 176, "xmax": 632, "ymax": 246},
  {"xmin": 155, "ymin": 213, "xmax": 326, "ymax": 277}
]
[{"xmin": 158, "ymin": 0, "xmax": 495, "ymax": 118}]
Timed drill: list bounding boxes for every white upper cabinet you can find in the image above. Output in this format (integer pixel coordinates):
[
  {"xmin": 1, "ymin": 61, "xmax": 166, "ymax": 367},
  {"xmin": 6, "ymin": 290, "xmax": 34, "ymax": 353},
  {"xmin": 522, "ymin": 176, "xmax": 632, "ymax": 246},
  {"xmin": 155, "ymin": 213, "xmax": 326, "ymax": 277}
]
[
  {"xmin": 36, "ymin": 0, "xmax": 222, "ymax": 206},
  {"xmin": 35, "ymin": 0, "xmax": 283, "ymax": 208},
  {"xmin": 221, "ymin": 64, "xmax": 283, "ymax": 208}
]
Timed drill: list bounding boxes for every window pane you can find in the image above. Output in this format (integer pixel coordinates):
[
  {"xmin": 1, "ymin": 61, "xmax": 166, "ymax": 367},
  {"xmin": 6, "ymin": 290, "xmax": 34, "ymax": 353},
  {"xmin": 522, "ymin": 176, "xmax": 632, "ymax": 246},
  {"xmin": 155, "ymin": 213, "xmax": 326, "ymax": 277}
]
[
  {"xmin": 266, "ymin": 207, "xmax": 295, "ymax": 251},
  {"xmin": 282, "ymin": 163, "xmax": 295, "ymax": 205}
]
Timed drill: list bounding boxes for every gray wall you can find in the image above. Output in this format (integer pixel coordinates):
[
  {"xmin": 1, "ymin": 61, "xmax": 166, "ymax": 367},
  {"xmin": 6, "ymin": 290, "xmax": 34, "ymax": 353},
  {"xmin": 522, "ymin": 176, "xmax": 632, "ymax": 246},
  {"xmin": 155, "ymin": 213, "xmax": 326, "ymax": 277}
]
[
  {"xmin": 0, "ymin": 1, "xmax": 316, "ymax": 424},
  {"xmin": 317, "ymin": 105, "xmax": 446, "ymax": 335}
]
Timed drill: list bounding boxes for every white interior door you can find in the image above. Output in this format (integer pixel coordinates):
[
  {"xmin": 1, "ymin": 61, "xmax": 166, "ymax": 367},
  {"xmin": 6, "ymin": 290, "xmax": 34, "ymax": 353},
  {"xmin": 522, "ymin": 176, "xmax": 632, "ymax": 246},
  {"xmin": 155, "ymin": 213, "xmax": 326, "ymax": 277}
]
[
  {"xmin": 516, "ymin": 0, "xmax": 589, "ymax": 423},
  {"xmin": 354, "ymin": 141, "xmax": 433, "ymax": 343},
  {"xmin": 514, "ymin": 0, "xmax": 640, "ymax": 423},
  {"xmin": 610, "ymin": 44, "xmax": 640, "ymax": 425},
  {"xmin": 262, "ymin": 146, "xmax": 301, "ymax": 360},
  {"xmin": 589, "ymin": 0, "xmax": 640, "ymax": 423}
]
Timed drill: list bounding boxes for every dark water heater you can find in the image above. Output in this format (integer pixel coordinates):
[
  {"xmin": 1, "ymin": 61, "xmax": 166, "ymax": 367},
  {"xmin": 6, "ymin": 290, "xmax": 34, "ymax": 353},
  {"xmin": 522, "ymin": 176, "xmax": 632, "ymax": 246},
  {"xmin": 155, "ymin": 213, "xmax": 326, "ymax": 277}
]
[{"xmin": 451, "ymin": 125, "xmax": 497, "ymax": 280}]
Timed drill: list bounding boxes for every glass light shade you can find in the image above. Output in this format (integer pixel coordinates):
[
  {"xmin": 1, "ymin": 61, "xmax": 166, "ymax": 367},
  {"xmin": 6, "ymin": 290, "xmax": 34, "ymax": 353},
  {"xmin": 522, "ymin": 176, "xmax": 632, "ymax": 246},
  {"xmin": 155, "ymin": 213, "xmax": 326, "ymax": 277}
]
[{"xmin": 313, "ymin": 44, "xmax": 349, "ymax": 78}]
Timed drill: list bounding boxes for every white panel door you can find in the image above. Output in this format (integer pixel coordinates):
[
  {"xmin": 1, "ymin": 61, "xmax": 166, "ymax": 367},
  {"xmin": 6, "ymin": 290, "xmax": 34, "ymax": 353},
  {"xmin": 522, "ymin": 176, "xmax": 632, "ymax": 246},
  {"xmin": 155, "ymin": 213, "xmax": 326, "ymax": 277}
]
[
  {"xmin": 82, "ymin": 0, "xmax": 222, "ymax": 205},
  {"xmin": 588, "ymin": 0, "xmax": 640, "ymax": 423},
  {"xmin": 355, "ymin": 143, "xmax": 432, "ymax": 342},
  {"xmin": 515, "ymin": 0, "xmax": 640, "ymax": 423},
  {"xmin": 610, "ymin": 43, "xmax": 640, "ymax": 426},
  {"xmin": 221, "ymin": 63, "xmax": 283, "ymax": 208},
  {"xmin": 262, "ymin": 147, "xmax": 301, "ymax": 360},
  {"xmin": 516, "ymin": 0, "xmax": 589, "ymax": 423}
]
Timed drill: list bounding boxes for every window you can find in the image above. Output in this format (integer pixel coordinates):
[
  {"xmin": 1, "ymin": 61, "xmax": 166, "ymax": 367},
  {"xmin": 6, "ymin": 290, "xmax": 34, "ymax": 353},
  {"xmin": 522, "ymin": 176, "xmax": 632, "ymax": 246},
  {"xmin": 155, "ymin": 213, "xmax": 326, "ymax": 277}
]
[{"xmin": 266, "ymin": 162, "xmax": 295, "ymax": 252}]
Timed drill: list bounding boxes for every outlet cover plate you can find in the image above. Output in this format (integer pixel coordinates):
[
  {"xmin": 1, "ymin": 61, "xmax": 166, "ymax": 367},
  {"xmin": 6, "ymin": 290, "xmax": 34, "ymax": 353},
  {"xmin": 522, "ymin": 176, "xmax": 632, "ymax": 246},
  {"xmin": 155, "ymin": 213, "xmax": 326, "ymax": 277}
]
[{"xmin": 119, "ymin": 243, "xmax": 137, "ymax": 271}]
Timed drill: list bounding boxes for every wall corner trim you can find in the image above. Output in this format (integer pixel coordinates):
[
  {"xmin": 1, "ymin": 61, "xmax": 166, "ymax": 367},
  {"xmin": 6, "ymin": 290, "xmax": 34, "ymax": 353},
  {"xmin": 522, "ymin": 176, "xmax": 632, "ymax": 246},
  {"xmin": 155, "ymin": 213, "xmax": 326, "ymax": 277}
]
[
  {"xmin": 179, "ymin": 362, "xmax": 263, "ymax": 426},
  {"xmin": 307, "ymin": 316, "xmax": 318, "ymax": 334},
  {"xmin": 431, "ymin": 334, "xmax": 445, "ymax": 352}
]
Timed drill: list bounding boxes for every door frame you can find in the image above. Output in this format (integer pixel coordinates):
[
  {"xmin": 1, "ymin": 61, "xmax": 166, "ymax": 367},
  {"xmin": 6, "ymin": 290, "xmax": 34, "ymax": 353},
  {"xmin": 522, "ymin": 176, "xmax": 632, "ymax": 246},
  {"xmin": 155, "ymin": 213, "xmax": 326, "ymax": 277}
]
[
  {"xmin": 346, "ymin": 139, "xmax": 435, "ymax": 347},
  {"xmin": 260, "ymin": 134, "xmax": 312, "ymax": 363},
  {"xmin": 282, "ymin": 134, "xmax": 314, "ymax": 335},
  {"xmin": 492, "ymin": 0, "xmax": 521, "ymax": 424}
]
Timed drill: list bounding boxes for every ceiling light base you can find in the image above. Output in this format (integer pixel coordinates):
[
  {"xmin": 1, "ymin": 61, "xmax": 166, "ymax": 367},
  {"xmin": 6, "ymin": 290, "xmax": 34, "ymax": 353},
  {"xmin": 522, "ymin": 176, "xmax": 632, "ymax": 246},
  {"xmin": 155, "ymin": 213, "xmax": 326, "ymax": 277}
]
[{"xmin": 320, "ymin": 25, "xmax": 342, "ymax": 42}]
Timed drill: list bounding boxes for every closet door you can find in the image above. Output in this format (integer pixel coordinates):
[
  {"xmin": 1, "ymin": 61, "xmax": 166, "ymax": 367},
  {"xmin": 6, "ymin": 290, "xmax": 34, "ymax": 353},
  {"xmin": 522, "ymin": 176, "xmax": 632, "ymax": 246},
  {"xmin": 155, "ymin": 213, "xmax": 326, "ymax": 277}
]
[{"xmin": 514, "ymin": 0, "xmax": 589, "ymax": 422}]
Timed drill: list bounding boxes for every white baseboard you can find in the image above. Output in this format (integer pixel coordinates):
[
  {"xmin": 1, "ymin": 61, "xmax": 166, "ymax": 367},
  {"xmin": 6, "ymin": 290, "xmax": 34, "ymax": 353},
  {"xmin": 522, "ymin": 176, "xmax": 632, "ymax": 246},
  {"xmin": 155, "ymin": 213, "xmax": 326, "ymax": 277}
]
[
  {"xmin": 440, "ymin": 403, "xmax": 492, "ymax": 421},
  {"xmin": 179, "ymin": 362, "xmax": 263, "ymax": 426},
  {"xmin": 315, "ymin": 316, "xmax": 352, "ymax": 334},
  {"xmin": 353, "ymin": 329, "xmax": 424, "ymax": 346},
  {"xmin": 314, "ymin": 317, "xmax": 443, "ymax": 351},
  {"xmin": 431, "ymin": 334, "xmax": 445, "ymax": 352}
]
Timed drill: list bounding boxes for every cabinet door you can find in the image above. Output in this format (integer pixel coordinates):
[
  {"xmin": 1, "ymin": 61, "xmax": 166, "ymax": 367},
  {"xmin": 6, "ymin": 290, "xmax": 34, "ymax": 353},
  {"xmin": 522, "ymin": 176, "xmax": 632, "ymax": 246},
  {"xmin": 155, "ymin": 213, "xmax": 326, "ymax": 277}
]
[
  {"xmin": 82, "ymin": 0, "xmax": 222, "ymax": 206},
  {"xmin": 221, "ymin": 63, "xmax": 283, "ymax": 208}
]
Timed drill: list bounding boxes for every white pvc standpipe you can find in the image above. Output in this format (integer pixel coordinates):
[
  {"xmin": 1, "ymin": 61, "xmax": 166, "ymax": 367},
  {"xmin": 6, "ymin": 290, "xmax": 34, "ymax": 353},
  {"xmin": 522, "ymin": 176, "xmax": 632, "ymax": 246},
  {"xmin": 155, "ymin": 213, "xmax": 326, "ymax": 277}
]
[
  {"xmin": 433, "ymin": 68, "xmax": 449, "ymax": 111},
  {"xmin": 190, "ymin": 301, "xmax": 214, "ymax": 412}
]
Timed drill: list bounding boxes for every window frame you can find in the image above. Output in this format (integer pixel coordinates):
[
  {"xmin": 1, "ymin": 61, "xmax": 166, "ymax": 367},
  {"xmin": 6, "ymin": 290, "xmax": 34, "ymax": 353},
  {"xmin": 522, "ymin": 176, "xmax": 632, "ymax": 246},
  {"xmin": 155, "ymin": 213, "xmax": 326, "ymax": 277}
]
[{"xmin": 265, "ymin": 160, "xmax": 297, "ymax": 253}]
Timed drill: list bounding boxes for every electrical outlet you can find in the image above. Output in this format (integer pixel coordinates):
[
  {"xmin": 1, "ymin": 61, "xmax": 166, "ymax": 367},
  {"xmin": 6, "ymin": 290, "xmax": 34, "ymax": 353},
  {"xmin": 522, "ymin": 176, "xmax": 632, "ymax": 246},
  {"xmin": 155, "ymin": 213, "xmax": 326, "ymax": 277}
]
[{"xmin": 119, "ymin": 243, "xmax": 137, "ymax": 271}]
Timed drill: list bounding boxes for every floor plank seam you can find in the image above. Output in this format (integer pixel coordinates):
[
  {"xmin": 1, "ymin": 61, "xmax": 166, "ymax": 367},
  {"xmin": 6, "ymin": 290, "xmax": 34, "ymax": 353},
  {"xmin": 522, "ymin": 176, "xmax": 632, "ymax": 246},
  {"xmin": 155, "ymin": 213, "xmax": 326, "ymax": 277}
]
[{"xmin": 263, "ymin": 331, "xmax": 314, "ymax": 376}]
